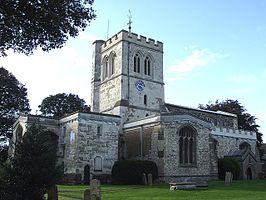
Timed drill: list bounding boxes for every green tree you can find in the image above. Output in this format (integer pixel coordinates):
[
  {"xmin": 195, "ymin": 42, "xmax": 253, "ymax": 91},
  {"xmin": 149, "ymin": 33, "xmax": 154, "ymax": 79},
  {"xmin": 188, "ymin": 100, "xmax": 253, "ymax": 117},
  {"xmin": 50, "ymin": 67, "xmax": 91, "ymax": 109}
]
[
  {"xmin": 38, "ymin": 93, "xmax": 90, "ymax": 118},
  {"xmin": 0, "ymin": 124, "xmax": 62, "ymax": 200},
  {"xmin": 0, "ymin": 0, "xmax": 96, "ymax": 56},
  {"xmin": 199, "ymin": 99, "xmax": 262, "ymax": 144},
  {"xmin": 0, "ymin": 67, "xmax": 30, "ymax": 140}
]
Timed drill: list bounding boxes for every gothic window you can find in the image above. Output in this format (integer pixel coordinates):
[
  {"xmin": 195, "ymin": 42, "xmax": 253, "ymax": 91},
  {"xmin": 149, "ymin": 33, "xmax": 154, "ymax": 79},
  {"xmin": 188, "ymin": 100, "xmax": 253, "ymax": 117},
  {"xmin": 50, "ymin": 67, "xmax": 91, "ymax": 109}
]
[
  {"xmin": 94, "ymin": 156, "xmax": 102, "ymax": 171},
  {"xmin": 134, "ymin": 53, "xmax": 141, "ymax": 73},
  {"xmin": 179, "ymin": 126, "xmax": 196, "ymax": 166},
  {"xmin": 109, "ymin": 52, "xmax": 116, "ymax": 76},
  {"xmin": 102, "ymin": 56, "xmax": 108, "ymax": 80},
  {"xmin": 144, "ymin": 56, "xmax": 151, "ymax": 76}
]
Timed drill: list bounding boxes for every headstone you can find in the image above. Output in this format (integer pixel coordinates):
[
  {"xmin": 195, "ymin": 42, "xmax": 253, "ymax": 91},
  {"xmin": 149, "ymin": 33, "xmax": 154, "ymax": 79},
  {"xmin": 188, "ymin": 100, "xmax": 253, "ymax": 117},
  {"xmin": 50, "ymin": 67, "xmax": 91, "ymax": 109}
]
[
  {"xmin": 84, "ymin": 189, "xmax": 90, "ymax": 200},
  {"xmin": 147, "ymin": 173, "xmax": 153, "ymax": 186},
  {"xmin": 225, "ymin": 172, "xmax": 233, "ymax": 185},
  {"xmin": 142, "ymin": 173, "xmax": 147, "ymax": 185},
  {"xmin": 90, "ymin": 179, "xmax": 101, "ymax": 200},
  {"xmin": 47, "ymin": 185, "xmax": 58, "ymax": 200}
]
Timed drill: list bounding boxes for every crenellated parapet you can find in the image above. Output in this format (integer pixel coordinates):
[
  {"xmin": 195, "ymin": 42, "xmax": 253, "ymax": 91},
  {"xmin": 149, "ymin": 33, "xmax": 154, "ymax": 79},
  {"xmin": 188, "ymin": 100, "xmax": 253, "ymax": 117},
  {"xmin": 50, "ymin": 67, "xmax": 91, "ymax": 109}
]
[
  {"xmin": 101, "ymin": 30, "xmax": 163, "ymax": 52},
  {"xmin": 211, "ymin": 126, "xmax": 256, "ymax": 140}
]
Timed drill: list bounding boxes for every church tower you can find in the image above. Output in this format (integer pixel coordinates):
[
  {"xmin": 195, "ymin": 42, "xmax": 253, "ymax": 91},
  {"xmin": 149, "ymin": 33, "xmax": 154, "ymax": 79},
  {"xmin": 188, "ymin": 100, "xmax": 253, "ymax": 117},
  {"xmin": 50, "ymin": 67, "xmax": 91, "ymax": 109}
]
[{"xmin": 91, "ymin": 30, "xmax": 164, "ymax": 122}]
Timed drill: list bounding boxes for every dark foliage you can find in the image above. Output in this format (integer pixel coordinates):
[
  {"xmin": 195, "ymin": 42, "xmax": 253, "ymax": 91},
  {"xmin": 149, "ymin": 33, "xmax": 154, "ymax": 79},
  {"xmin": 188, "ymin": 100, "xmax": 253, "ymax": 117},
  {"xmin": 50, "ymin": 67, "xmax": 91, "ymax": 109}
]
[
  {"xmin": 0, "ymin": 145, "xmax": 8, "ymax": 164},
  {"xmin": 199, "ymin": 99, "xmax": 262, "ymax": 145},
  {"xmin": 38, "ymin": 93, "xmax": 90, "ymax": 118},
  {"xmin": 111, "ymin": 160, "xmax": 158, "ymax": 185},
  {"xmin": 218, "ymin": 157, "xmax": 240, "ymax": 180},
  {"xmin": 0, "ymin": 124, "xmax": 62, "ymax": 200},
  {"xmin": 0, "ymin": 67, "xmax": 30, "ymax": 140},
  {"xmin": 0, "ymin": 0, "xmax": 96, "ymax": 56}
]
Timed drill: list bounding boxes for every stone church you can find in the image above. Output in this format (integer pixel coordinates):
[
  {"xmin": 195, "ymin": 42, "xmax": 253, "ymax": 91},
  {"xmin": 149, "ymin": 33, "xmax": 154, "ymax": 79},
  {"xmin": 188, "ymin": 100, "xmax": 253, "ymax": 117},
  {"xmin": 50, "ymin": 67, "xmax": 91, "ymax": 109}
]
[{"xmin": 10, "ymin": 29, "xmax": 261, "ymax": 183}]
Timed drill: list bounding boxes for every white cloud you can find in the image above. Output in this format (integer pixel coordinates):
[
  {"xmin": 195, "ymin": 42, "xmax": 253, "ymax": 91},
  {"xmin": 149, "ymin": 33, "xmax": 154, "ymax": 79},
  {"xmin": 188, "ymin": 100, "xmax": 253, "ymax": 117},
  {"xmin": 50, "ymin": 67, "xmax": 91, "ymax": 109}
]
[
  {"xmin": 0, "ymin": 33, "xmax": 97, "ymax": 113},
  {"xmin": 225, "ymin": 74, "xmax": 258, "ymax": 84},
  {"xmin": 169, "ymin": 46, "xmax": 228, "ymax": 80},
  {"xmin": 263, "ymin": 69, "xmax": 266, "ymax": 77}
]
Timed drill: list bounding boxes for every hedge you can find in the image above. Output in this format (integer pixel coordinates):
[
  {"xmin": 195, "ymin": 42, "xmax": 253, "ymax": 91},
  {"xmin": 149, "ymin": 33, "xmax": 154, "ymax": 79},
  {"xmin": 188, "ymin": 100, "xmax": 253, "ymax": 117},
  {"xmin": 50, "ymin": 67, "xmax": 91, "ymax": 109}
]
[
  {"xmin": 111, "ymin": 160, "xmax": 158, "ymax": 184},
  {"xmin": 218, "ymin": 157, "xmax": 240, "ymax": 180}
]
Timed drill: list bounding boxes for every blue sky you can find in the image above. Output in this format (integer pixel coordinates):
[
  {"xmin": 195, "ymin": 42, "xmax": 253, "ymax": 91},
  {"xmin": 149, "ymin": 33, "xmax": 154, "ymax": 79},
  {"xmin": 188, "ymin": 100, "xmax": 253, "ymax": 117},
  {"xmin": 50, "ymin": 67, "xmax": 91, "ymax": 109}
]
[{"xmin": 1, "ymin": 0, "xmax": 266, "ymax": 141}]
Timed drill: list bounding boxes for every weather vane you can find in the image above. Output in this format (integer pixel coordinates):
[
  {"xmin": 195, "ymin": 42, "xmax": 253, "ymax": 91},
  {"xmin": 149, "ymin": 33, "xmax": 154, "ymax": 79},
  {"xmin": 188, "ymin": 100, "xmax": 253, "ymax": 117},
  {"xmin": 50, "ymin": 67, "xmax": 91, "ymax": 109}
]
[{"xmin": 127, "ymin": 10, "xmax": 132, "ymax": 34}]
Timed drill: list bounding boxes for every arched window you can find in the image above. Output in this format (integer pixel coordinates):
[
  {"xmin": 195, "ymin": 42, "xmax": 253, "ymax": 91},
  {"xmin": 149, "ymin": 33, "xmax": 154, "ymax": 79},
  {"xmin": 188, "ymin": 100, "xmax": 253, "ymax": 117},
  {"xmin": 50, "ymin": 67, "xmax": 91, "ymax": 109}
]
[
  {"xmin": 94, "ymin": 156, "xmax": 102, "ymax": 171},
  {"xmin": 134, "ymin": 54, "xmax": 140, "ymax": 73},
  {"xmin": 144, "ymin": 56, "xmax": 151, "ymax": 76},
  {"xmin": 179, "ymin": 126, "xmax": 196, "ymax": 165},
  {"xmin": 102, "ymin": 56, "xmax": 108, "ymax": 80},
  {"xmin": 109, "ymin": 52, "xmax": 116, "ymax": 76}
]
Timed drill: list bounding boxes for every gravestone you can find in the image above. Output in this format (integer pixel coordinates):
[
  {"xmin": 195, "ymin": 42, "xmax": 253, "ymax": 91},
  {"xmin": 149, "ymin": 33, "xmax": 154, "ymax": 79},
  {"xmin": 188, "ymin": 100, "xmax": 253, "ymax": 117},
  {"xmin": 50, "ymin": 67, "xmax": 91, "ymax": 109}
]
[
  {"xmin": 142, "ymin": 173, "xmax": 147, "ymax": 185},
  {"xmin": 147, "ymin": 173, "xmax": 153, "ymax": 186},
  {"xmin": 84, "ymin": 189, "xmax": 90, "ymax": 200},
  {"xmin": 225, "ymin": 172, "xmax": 233, "ymax": 185},
  {"xmin": 47, "ymin": 185, "xmax": 58, "ymax": 200},
  {"xmin": 90, "ymin": 179, "xmax": 101, "ymax": 200}
]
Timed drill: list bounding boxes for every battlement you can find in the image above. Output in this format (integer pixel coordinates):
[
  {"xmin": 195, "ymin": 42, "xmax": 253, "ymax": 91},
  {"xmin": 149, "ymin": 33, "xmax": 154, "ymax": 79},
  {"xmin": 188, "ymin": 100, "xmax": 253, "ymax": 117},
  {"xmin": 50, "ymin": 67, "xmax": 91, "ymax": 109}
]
[
  {"xmin": 101, "ymin": 30, "xmax": 163, "ymax": 52},
  {"xmin": 212, "ymin": 126, "xmax": 256, "ymax": 140}
]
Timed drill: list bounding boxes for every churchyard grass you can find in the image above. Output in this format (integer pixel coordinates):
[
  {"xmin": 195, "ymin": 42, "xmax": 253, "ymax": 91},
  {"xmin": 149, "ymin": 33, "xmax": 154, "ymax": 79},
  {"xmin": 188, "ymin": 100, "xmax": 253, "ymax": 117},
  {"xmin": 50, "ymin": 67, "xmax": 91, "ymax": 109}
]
[{"xmin": 58, "ymin": 179, "xmax": 266, "ymax": 200}]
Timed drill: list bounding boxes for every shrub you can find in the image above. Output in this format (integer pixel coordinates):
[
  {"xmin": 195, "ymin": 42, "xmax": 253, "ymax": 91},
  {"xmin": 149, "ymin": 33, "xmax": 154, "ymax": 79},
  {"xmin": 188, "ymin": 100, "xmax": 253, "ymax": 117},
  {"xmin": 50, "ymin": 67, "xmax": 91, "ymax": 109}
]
[
  {"xmin": 218, "ymin": 157, "xmax": 240, "ymax": 180},
  {"xmin": 111, "ymin": 160, "xmax": 158, "ymax": 184}
]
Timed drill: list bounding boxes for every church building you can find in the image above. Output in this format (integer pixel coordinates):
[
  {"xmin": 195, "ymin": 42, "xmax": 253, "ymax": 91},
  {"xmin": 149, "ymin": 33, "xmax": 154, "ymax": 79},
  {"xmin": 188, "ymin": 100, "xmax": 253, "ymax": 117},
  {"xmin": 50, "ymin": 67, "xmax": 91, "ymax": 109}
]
[{"xmin": 10, "ymin": 29, "xmax": 261, "ymax": 183}]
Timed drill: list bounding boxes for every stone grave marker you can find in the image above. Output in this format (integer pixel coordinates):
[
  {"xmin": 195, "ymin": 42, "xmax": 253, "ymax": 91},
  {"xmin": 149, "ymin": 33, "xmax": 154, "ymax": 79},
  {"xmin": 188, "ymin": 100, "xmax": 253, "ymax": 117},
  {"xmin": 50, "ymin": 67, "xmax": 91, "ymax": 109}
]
[
  {"xmin": 90, "ymin": 179, "xmax": 101, "ymax": 200},
  {"xmin": 142, "ymin": 173, "xmax": 147, "ymax": 185},
  {"xmin": 147, "ymin": 173, "xmax": 153, "ymax": 186},
  {"xmin": 84, "ymin": 189, "xmax": 90, "ymax": 200},
  {"xmin": 225, "ymin": 171, "xmax": 233, "ymax": 185}
]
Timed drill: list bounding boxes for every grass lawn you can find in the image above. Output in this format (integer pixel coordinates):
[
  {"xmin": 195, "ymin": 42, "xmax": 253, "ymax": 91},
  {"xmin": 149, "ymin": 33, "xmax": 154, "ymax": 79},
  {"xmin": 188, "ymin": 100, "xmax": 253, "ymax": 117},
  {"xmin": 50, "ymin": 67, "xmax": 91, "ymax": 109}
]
[{"xmin": 58, "ymin": 179, "xmax": 266, "ymax": 200}]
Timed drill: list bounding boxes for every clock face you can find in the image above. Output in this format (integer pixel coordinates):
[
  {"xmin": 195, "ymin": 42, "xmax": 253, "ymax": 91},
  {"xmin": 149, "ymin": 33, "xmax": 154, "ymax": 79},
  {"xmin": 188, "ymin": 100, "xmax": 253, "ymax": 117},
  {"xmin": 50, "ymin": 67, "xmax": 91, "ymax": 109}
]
[{"xmin": 135, "ymin": 80, "xmax": 145, "ymax": 92}]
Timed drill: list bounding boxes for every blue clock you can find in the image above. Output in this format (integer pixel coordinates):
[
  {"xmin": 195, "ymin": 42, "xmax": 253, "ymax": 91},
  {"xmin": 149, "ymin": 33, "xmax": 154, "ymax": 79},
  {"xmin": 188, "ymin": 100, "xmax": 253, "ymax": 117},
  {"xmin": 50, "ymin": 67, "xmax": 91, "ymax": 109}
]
[{"xmin": 135, "ymin": 80, "xmax": 145, "ymax": 92}]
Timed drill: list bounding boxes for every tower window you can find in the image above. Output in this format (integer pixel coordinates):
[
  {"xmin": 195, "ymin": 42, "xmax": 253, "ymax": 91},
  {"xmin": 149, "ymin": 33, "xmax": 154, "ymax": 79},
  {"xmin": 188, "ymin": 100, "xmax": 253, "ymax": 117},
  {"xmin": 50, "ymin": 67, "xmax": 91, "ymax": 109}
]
[
  {"xmin": 102, "ymin": 56, "xmax": 108, "ymax": 80},
  {"xmin": 144, "ymin": 94, "xmax": 147, "ymax": 105},
  {"xmin": 134, "ymin": 54, "xmax": 141, "ymax": 73},
  {"xmin": 144, "ymin": 57, "xmax": 151, "ymax": 76},
  {"xmin": 109, "ymin": 52, "xmax": 116, "ymax": 76},
  {"xmin": 179, "ymin": 126, "xmax": 196, "ymax": 166}
]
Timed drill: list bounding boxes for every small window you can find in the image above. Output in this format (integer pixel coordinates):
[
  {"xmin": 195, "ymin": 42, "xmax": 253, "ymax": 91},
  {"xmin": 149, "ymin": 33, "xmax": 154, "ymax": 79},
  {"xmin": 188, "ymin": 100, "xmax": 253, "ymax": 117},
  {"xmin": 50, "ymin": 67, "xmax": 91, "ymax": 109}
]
[
  {"xmin": 144, "ymin": 94, "xmax": 147, "ymax": 105},
  {"xmin": 158, "ymin": 132, "xmax": 164, "ymax": 140},
  {"xmin": 97, "ymin": 125, "xmax": 101, "ymax": 138},
  {"xmin": 158, "ymin": 150, "xmax": 164, "ymax": 158},
  {"xmin": 134, "ymin": 54, "xmax": 141, "ymax": 73},
  {"xmin": 94, "ymin": 156, "xmax": 102, "ymax": 171}
]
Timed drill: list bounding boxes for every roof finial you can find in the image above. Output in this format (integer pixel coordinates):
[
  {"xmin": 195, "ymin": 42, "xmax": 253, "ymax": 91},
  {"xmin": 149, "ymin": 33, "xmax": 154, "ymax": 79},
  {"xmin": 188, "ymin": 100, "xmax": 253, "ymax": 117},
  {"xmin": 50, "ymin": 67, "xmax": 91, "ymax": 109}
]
[{"xmin": 127, "ymin": 10, "xmax": 132, "ymax": 35}]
